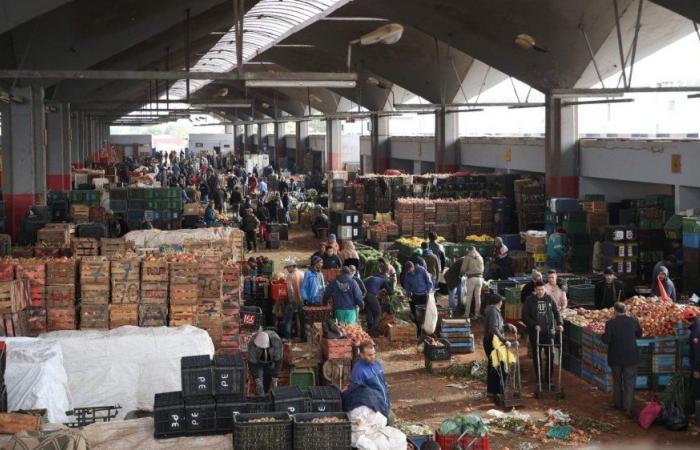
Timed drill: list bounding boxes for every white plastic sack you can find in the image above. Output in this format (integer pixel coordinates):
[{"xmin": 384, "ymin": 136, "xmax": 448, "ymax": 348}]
[
  {"xmin": 348, "ymin": 407, "xmax": 406, "ymax": 450},
  {"xmin": 123, "ymin": 228, "xmax": 240, "ymax": 249},
  {"xmin": 39, "ymin": 325, "xmax": 214, "ymax": 419},
  {"xmin": 422, "ymin": 292, "xmax": 438, "ymax": 335},
  {"xmin": 4, "ymin": 337, "xmax": 72, "ymax": 423}
]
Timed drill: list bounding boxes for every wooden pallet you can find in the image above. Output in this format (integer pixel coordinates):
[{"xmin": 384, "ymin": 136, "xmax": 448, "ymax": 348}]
[{"xmin": 0, "ymin": 280, "xmax": 29, "ymax": 314}]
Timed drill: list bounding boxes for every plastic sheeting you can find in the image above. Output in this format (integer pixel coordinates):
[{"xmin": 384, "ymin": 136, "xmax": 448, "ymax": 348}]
[
  {"xmin": 39, "ymin": 325, "xmax": 214, "ymax": 419},
  {"xmin": 348, "ymin": 406, "xmax": 407, "ymax": 450},
  {"xmin": 4, "ymin": 338, "xmax": 72, "ymax": 423},
  {"xmin": 123, "ymin": 228, "xmax": 239, "ymax": 249}
]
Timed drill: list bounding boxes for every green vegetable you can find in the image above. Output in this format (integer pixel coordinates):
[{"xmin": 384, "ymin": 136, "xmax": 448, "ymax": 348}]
[{"xmin": 439, "ymin": 419, "xmax": 460, "ymax": 436}]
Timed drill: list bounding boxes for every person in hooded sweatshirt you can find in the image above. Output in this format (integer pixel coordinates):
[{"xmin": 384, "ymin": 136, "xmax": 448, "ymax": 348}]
[
  {"xmin": 651, "ymin": 265, "xmax": 676, "ymax": 302},
  {"xmin": 323, "ymin": 266, "xmax": 365, "ymax": 324},
  {"xmin": 420, "ymin": 242, "xmax": 440, "ymax": 286}
]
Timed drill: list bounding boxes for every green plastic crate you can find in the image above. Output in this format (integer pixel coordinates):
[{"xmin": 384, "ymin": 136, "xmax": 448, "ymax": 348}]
[
  {"xmin": 69, "ymin": 190, "xmax": 84, "ymax": 203},
  {"xmin": 683, "ymin": 217, "xmax": 700, "ymax": 234},
  {"xmin": 568, "ymin": 284, "xmax": 595, "ymax": 305},
  {"xmin": 128, "ymin": 188, "xmax": 144, "ymax": 200},
  {"xmin": 504, "ymin": 286, "xmax": 522, "ymax": 304},
  {"xmin": 145, "ymin": 199, "xmax": 159, "ymax": 210},
  {"xmin": 129, "ymin": 199, "xmax": 146, "ymax": 210},
  {"xmin": 110, "ymin": 200, "xmax": 127, "ymax": 213},
  {"xmin": 165, "ymin": 187, "xmax": 180, "ymax": 198},
  {"xmin": 289, "ymin": 368, "xmax": 316, "ymax": 391},
  {"xmin": 143, "ymin": 188, "xmax": 161, "ymax": 199},
  {"xmin": 110, "ymin": 188, "xmax": 129, "ymax": 201}
]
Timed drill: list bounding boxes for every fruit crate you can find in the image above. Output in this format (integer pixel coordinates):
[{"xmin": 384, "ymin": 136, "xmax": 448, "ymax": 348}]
[
  {"xmin": 292, "ymin": 412, "xmax": 351, "ymax": 450},
  {"xmin": 233, "ymin": 412, "xmax": 292, "ymax": 450},
  {"xmin": 435, "ymin": 432, "xmax": 490, "ymax": 450}
]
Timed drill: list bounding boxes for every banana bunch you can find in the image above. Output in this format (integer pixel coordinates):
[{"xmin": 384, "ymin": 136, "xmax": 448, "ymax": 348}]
[{"xmin": 465, "ymin": 234, "xmax": 493, "ymax": 243}]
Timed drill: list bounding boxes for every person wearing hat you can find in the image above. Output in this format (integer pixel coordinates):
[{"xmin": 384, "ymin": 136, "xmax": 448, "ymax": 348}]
[
  {"xmin": 460, "ymin": 245, "xmax": 485, "ymax": 319},
  {"xmin": 602, "ymin": 302, "xmax": 643, "ymax": 418},
  {"xmin": 325, "ymin": 233, "xmax": 340, "ymax": 254},
  {"xmin": 595, "ymin": 268, "xmax": 625, "ymax": 309},
  {"xmin": 283, "ymin": 258, "xmax": 305, "ymax": 339},
  {"xmin": 301, "ymin": 256, "xmax": 325, "ymax": 305},
  {"xmin": 651, "ymin": 265, "xmax": 676, "ymax": 302},
  {"xmin": 323, "ymin": 266, "xmax": 365, "ymax": 324},
  {"xmin": 683, "ymin": 308, "xmax": 700, "ymax": 403},
  {"xmin": 247, "ymin": 329, "xmax": 283, "ymax": 396},
  {"xmin": 520, "ymin": 270, "xmax": 543, "ymax": 303}
]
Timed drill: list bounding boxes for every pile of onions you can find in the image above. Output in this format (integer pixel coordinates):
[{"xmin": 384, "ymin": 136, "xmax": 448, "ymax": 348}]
[{"xmin": 338, "ymin": 323, "xmax": 373, "ymax": 346}]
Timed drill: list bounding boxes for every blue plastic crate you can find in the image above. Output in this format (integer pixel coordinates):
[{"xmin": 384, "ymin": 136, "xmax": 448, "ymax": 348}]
[
  {"xmin": 499, "ymin": 234, "xmax": 523, "ymax": 251},
  {"xmin": 549, "ymin": 198, "xmax": 581, "ymax": 213},
  {"xmin": 636, "ymin": 374, "xmax": 652, "ymax": 390},
  {"xmin": 683, "ymin": 232, "xmax": 700, "ymax": 249}
]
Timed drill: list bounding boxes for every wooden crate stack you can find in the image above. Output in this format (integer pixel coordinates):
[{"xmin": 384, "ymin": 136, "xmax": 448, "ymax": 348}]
[
  {"xmin": 14, "ymin": 259, "xmax": 47, "ymax": 336},
  {"xmin": 514, "ymin": 179, "xmax": 545, "ymax": 231},
  {"xmin": 110, "ymin": 255, "xmax": 140, "ymax": 328},
  {"xmin": 0, "ymin": 278, "xmax": 30, "ymax": 337},
  {"xmin": 36, "ymin": 224, "xmax": 73, "ymax": 253},
  {"xmin": 167, "ymin": 257, "xmax": 198, "ymax": 327},
  {"xmin": 101, "ymin": 238, "xmax": 128, "ymax": 257},
  {"xmin": 468, "ymin": 199, "xmax": 494, "ymax": 235},
  {"xmin": 140, "ymin": 257, "xmax": 169, "ymax": 327},
  {"xmin": 79, "ymin": 256, "xmax": 110, "ymax": 330},
  {"xmin": 71, "ymin": 238, "xmax": 99, "ymax": 257},
  {"xmin": 196, "ymin": 253, "xmax": 223, "ymax": 344},
  {"xmin": 70, "ymin": 204, "xmax": 90, "ymax": 223},
  {"xmin": 220, "ymin": 261, "xmax": 242, "ymax": 355},
  {"xmin": 46, "ymin": 258, "xmax": 77, "ymax": 331}
]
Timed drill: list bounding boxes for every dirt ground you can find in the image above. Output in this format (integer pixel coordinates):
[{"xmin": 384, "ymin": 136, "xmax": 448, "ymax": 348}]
[{"xmin": 257, "ymin": 226, "xmax": 700, "ymax": 449}]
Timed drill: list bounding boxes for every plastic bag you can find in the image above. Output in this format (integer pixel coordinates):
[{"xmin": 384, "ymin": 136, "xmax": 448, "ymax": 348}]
[
  {"xmin": 661, "ymin": 400, "xmax": 688, "ymax": 431},
  {"xmin": 422, "ymin": 292, "xmax": 438, "ymax": 335},
  {"xmin": 638, "ymin": 400, "xmax": 662, "ymax": 429}
]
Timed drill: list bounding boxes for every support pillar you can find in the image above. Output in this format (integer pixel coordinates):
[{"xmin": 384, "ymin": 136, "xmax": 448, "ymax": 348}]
[
  {"xmin": 256, "ymin": 124, "xmax": 263, "ymax": 154},
  {"xmin": 371, "ymin": 113, "xmax": 390, "ymax": 174},
  {"xmin": 46, "ymin": 104, "xmax": 71, "ymax": 191},
  {"xmin": 274, "ymin": 121, "xmax": 285, "ymax": 169},
  {"xmin": 544, "ymin": 95, "xmax": 579, "ymax": 198},
  {"xmin": 435, "ymin": 107, "xmax": 459, "ymax": 173},
  {"xmin": 71, "ymin": 111, "xmax": 83, "ymax": 169},
  {"xmin": 234, "ymin": 125, "xmax": 244, "ymax": 156},
  {"xmin": 243, "ymin": 124, "xmax": 252, "ymax": 154},
  {"xmin": 295, "ymin": 121, "xmax": 309, "ymax": 174},
  {"xmin": 325, "ymin": 118, "xmax": 342, "ymax": 172},
  {"xmin": 62, "ymin": 104, "xmax": 72, "ymax": 190},
  {"xmin": 1, "ymin": 86, "xmax": 45, "ymax": 239}
]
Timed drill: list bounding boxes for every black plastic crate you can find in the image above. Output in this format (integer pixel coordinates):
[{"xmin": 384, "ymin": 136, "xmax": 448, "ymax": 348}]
[
  {"xmin": 424, "ymin": 338, "xmax": 451, "ymax": 361},
  {"xmin": 293, "ymin": 412, "xmax": 351, "ymax": 450},
  {"xmin": 241, "ymin": 306, "xmax": 263, "ymax": 330},
  {"xmin": 184, "ymin": 396, "xmax": 216, "ymax": 435},
  {"xmin": 153, "ymin": 391, "xmax": 185, "ymax": 439},
  {"xmin": 215, "ymin": 395, "xmax": 270, "ymax": 432},
  {"xmin": 214, "ymin": 354, "xmax": 246, "ymax": 397},
  {"xmin": 181, "ymin": 355, "xmax": 213, "ymax": 398},
  {"xmin": 76, "ymin": 222, "xmax": 107, "ymax": 240},
  {"xmin": 308, "ymin": 386, "xmax": 342, "ymax": 413},
  {"xmin": 233, "ymin": 412, "xmax": 293, "ymax": 450},
  {"xmin": 272, "ymin": 386, "xmax": 306, "ymax": 415}
]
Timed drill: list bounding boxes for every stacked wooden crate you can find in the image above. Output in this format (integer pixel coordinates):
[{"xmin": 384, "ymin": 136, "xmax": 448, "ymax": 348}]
[
  {"xmin": 100, "ymin": 238, "xmax": 128, "ymax": 257},
  {"xmin": 46, "ymin": 258, "xmax": 77, "ymax": 331},
  {"xmin": 196, "ymin": 253, "xmax": 223, "ymax": 344},
  {"xmin": 167, "ymin": 256, "xmax": 198, "ymax": 327},
  {"xmin": 14, "ymin": 259, "xmax": 47, "ymax": 336},
  {"xmin": 110, "ymin": 255, "xmax": 140, "ymax": 327},
  {"xmin": 140, "ymin": 257, "xmax": 169, "ymax": 327},
  {"xmin": 36, "ymin": 224, "xmax": 72, "ymax": 255},
  {"xmin": 71, "ymin": 238, "xmax": 99, "ymax": 257},
  {"xmin": 0, "ymin": 266, "xmax": 30, "ymax": 337},
  {"xmin": 70, "ymin": 204, "xmax": 90, "ymax": 223},
  {"xmin": 79, "ymin": 256, "xmax": 110, "ymax": 329},
  {"xmin": 468, "ymin": 199, "xmax": 494, "ymax": 235},
  {"xmin": 220, "ymin": 261, "xmax": 242, "ymax": 355}
]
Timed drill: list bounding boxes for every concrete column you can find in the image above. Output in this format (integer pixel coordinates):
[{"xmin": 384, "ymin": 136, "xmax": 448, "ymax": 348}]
[
  {"xmin": 70, "ymin": 111, "xmax": 82, "ymax": 169},
  {"xmin": 234, "ymin": 125, "xmax": 243, "ymax": 156},
  {"xmin": 243, "ymin": 124, "xmax": 252, "ymax": 154},
  {"xmin": 435, "ymin": 106, "xmax": 459, "ymax": 172},
  {"xmin": 62, "ymin": 104, "xmax": 72, "ymax": 190},
  {"xmin": 295, "ymin": 121, "xmax": 309, "ymax": 174},
  {"xmin": 1, "ymin": 86, "xmax": 44, "ymax": 239},
  {"xmin": 256, "ymin": 124, "xmax": 263, "ymax": 154},
  {"xmin": 544, "ymin": 95, "xmax": 579, "ymax": 198},
  {"xmin": 371, "ymin": 113, "xmax": 390, "ymax": 173},
  {"xmin": 46, "ymin": 104, "xmax": 71, "ymax": 191},
  {"xmin": 274, "ymin": 121, "xmax": 286, "ymax": 168},
  {"xmin": 79, "ymin": 113, "xmax": 89, "ymax": 165},
  {"xmin": 325, "ymin": 118, "xmax": 342, "ymax": 172}
]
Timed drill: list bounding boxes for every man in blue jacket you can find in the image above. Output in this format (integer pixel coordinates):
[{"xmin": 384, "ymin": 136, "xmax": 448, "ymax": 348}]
[
  {"xmin": 684, "ymin": 309, "xmax": 700, "ymax": 404},
  {"xmin": 343, "ymin": 342, "xmax": 392, "ymax": 422},
  {"xmin": 402, "ymin": 261, "xmax": 433, "ymax": 337},
  {"xmin": 301, "ymin": 256, "xmax": 325, "ymax": 305},
  {"xmin": 323, "ymin": 266, "xmax": 364, "ymax": 324},
  {"xmin": 364, "ymin": 273, "xmax": 394, "ymax": 337}
]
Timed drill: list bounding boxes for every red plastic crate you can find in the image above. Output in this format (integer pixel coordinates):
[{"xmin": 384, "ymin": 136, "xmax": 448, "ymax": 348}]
[
  {"xmin": 435, "ymin": 432, "xmax": 490, "ymax": 450},
  {"xmin": 270, "ymin": 282, "xmax": 288, "ymax": 302}
]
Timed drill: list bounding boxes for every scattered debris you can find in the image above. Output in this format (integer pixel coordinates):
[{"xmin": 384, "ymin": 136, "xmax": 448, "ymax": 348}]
[{"xmin": 444, "ymin": 360, "xmax": 487, "ymax": 383}]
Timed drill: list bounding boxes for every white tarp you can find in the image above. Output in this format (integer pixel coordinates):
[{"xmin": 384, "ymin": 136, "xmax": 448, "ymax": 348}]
[
  {"xmin": 348, "ymin": 406, "xmax": 407, "ymax": 450},
  {"xmin": 123, "ymin": 228, "xmax": 239, "ymax": 249},
  {"xmin": 4, "ymin": 337, "xmax": 72, "ymax": 423},
  {"xmin": 39, "ymin": 326, "xmax": 214, "ymax": 420}
]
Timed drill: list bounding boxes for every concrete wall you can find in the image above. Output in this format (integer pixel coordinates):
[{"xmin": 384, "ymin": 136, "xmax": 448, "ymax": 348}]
[
  {"xmin": 188, "ymin": 133, "xmax": 234, "ymax": 153},
  {"xmin": 285, "ymin": 135, "xmax": 296, "ymax": 150},
  {"xmin": 578, "ymin": 177, "xmax": 673, "ymax": 203},
  {"xmin": 108, "ymin": 134, "xmax": 152, "ymax": 157},
  {"xmin": 459, "ymin": 136, "xmax": 545, "ymax": 173},
  {"xmin": 309, "ymin": 134, "xmax": 325, "ymax": 152}
]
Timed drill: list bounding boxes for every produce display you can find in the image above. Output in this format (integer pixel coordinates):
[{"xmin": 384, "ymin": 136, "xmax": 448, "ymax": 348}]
[
  {"xmin": 248, "ymin": 417, "xmax": 277, "ymax": 423},
  {"xmin": 358, "ymin": 248, "xmax": 401, "ymax": 277},
  {"xmin": 338, "ymin": 323, "xmax": 373, "ymax": 346},
  {"xmin": 309, "ymin": 417, "xmax": 345, "ymax": 424},
  {"xmin": 424, "ymin": 337, "xmax": 446, "ymax": 347},
  {"xmin": 464, "ymin": 234, "xmax": 493, "ymax": 243},
  {"xmin": 438, "ymin": 413, "xmax": 489, "ymax": 437},
  {"xmin": 397, "ymin": 423, "xmax": 433, "ymax": 436},
  {"xmin": 396, "ymin": 236, "xmax": 445, "ymax": 249}
]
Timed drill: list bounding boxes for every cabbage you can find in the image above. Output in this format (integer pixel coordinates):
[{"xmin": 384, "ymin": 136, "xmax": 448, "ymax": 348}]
[{"xmin": 438, "ymin": 419, "xmax": 461, "ymax": 436}]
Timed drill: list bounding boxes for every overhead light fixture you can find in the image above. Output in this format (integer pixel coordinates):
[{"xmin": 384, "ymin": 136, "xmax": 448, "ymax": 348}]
[
  {"xmin": 217, "ymin": 87, "xmax": 229, "ymax": 97},
  {"xmin": 366, "ymin": 76, "xmax": 389, "ymax": 90},
  {"xmin": 347, "ymin": 23, "xmax": 404, "ymax": 70},
  {"xmin": 687, "ymin": 93, "xmax": 700, "ymax": 99},
  {"xmin": 193, "ymin": 102, "xmax": 252, "ymax": 108},
  {"xmin": 562, "ymin": 98, "xmax": 635, "ymax": 107},
  {"xmin": 261, "ymin": 102, "xmax": 270, "ymax": 109},
  {"xmin": 246, "ymin": 80, "xmax": 356, "ymax": 88},
  {"xmin": 394, "ymin": 103, "xmax": 437, "ymax": 111},
  {"xmin": 515, "ymin": 33, "xmax": 547, "ymax": 52}
]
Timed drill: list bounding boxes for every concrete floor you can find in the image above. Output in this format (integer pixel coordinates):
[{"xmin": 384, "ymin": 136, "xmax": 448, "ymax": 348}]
[{"xmin": 261, "ymin": 225, "xmax": 700, "ymax": 449}]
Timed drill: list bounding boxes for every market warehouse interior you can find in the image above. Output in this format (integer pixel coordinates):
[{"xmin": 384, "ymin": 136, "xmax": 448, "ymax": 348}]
[{"xmin": 3, "ymin": 0, "xmax": 700, "ymax": 448}]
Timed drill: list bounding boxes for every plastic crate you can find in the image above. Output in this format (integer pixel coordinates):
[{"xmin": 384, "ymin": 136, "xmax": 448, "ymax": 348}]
[
  {"xmin": 241, "ymin": 306, "xmax": 262, "ymax": 330},
  {"xmin": 110, "ymin": 188, "xmax": 129, "ymax": 201},
  {"xmin": 272, "ymin": 385, "xmax": 306, "ymax": 415},
  {"xmin": 215, "ymin": 395, "xmax": 272, "ymax": 432},
  {"xmin": 153, "ymin": 391, "xmax": 185, "ymax": 439},
  {"xmin": 110, "ymin": 200, "xmax": 127, "ymax": 213},
  {"xmin": 293, "ymin": 412, "xmax": 351, "ymax": 450},
  {"xmin": 213, "ymin": 354, "xmax": 246, "ymax": 397},
  {"xmin": 270, "ymin": 282, "xmax": 288, "ymax": 302},
  {"xmin": 424, "ymin": 338, "xmax": 451, "ymax": 361},
  {"xmin": 308, "ymin": 386, "xmax": 342, "ymax": 413},
  {"xmin": 181, "ymin": 355, "xmax": 213, "ymax": 398},
  {"xmin": 435, "ymin": 432, "xmax": 490, "ymax": 450},
  {"xmin": 636, "ymin": 374, "xmax": 652, "ymax": 390},
  {"xmin": 233, "ymin": 412, "xmax": 292, "ymax": 450},
  {"xmin": 653, "ymin": 373, "xmax": 673, "ymax": 391},
  {"xmin": 184, "ymin": 396, "xmax": 216, "ymax": 435},
  {"xmin": 652, "ymin": 354, "xmax": 676, "ymax": 374},
  {"xmin": 289, "ymin": 368, "xmax": 316, "ymax": 390}
]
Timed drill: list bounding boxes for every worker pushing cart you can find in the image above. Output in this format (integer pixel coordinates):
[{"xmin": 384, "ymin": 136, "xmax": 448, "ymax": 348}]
[{"xmin": 522, "ymin": 281, "xmax": 564, "ymax": 396}]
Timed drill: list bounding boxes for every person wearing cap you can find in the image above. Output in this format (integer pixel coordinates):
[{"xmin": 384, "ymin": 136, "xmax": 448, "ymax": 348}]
[
  {"xmin": 595, "ymin": 268, "xmax": 625, "ymax": 309},
  {"xmin": 325, "ymin": 233, "xmax": 340, "ymax": 254},
  {"xmin": 247, "ymin": 329, "xmax": 284, "ymax": 396},
  {"xmin": 301, "ymin": 256, "xmax": 325, "ymax": 305},
  {"xmin": 602, "ymin": 302, "xmax": 643, "ymax": 419},
  {"xmin": 283, "ymin": 259, "xmax": 305, "ymax": 339},
  {"xmin": 651, "ymin": 265, "xmax": 676, "ymax": 302},
  {"xmin": 460, "ymin": 245, "xmax": 484, "ymax": 319},
  {"xmin": 520, "ymin": 270, "xmax": 543, "ymax": 303},
  {"xmin": 323, "ymin": 266, "xmax": 365, "ymax": 324},
  {"xmin": 322, "ymin": 245, "xmax": 342, "ymax": 270},
  {"xmin": 402, "ymin": 261, "xmax": 434, "ymax": 337},
  {"xmin": 683, "ymin": 309, "xmax": 700, "ymax": 403},
  {"xmin": 364, "ymin": 273, "xmax": 394, "ymax": 337}
]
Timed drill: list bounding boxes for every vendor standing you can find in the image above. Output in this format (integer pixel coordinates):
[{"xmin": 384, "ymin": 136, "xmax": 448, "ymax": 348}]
[
  {"xmin": 684, "ymin": 309, "xmax": 700, "ymax": 405},
  {"xmin": 544, "ymin": 269, "xmax": 567, "ymax": 311},
  {"xmin": 602, "ymin": 302, "xmax": 642, "ymax": 418},
  {"xmin": 240, "ymin": 208, "xmax": 260, "ymax": 253},
  {"xmin": 402, "ymin": 261, "xmax": 433, "ymax": 337},
  {"xmin": 364, "ymin": 273, "xmax": 394, "ymax": 337},
  {"xmin": 461, "ymin": 246, "xmax": 484, "ymax": 319},
  {"xmin": 594, "ymin": 268, "xmax": 624, "ymax": 309},
  {"xmin": 323, "ymin": 266, "xmax": 365, "ymax": 324},
  {"xmin": 484, "ymin": 294, "xmax": 517, "ymax": 398},
  {"xmin": 520, "ymin": 270, "xmax": 543, "ymax": 303},
  {"xmin": 343, "ymin": 342, "xmax": 392, "ymax": 423},
  {"xmin": 444, "ymin": 257, "xmax": 465, "ymax": 317},
  {"xmin": 651, "ymin": 266, "xmax": 677, "ymax": 302},
  {"xmin": 248, "ymin": 330, "xmax": 283, "ymax": 396},
  {"xmin": 283, "ymin": 258, "xmax": 305, "ymax": 339},
  {"xmin": 522, "ymin": 281, "xmax": 563, "ymax": 387},
  {"xmin": 301, "ymin": 256, "xmax": 325, "ymax": 305}
]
